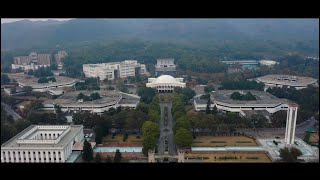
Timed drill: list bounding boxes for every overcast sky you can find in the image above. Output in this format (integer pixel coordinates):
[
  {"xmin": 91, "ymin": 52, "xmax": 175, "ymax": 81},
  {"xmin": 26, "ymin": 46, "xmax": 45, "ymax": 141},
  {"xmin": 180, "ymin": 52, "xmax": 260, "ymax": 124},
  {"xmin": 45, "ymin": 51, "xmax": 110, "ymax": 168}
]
[{"xmin": 1, "ymin": 18, "xmax": 72, "ymax": 24}]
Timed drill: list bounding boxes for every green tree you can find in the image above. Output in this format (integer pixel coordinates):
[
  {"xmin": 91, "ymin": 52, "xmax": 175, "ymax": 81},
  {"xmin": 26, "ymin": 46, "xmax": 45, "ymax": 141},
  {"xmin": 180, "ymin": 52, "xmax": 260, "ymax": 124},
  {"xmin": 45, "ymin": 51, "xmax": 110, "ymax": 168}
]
[
  {"xmin": 82, "ymin": 139, "xmax": 93, "ymax": 162},
  {"xmin": 206, "ymin": 98, "xmax": 211, "ymax": 114},
  {"xmin": 174, "ymin": 127, "xmax": 193, "ymax": 148},
  {"xmin": 280, "ymin": 147, "xmax": 302, "ymax": 162},
  {"xmin": 77, "ymin": 93, "xmax": 85, "ymax": 100},
  {"xmin": 142, "ymin": 121, "xmax": 160, "ymax": 156},
  {"xmin": 212, "ymin": 105, "xmax": 218, "ymax": 115},
  {"xmin": 105, "ymin": 156, "xmax": 113, "ymax": 163},
  {"xmin": 1, "ymin": 74, "xmax": 10, "ymax": 84},
  {"xmin": 114, "ymin": 149, "xmax": 122, "ymax": 163},
  {"xmin": 22, "ymin": 86, "xmax": 33, "ymax": 95},
  {"xmin": 204, "ymin": 85, "xmax": 215, "ymax": 94},
  {"xmin": 95, "ymin": 153, "xmax": 102, "ymax": 163}
]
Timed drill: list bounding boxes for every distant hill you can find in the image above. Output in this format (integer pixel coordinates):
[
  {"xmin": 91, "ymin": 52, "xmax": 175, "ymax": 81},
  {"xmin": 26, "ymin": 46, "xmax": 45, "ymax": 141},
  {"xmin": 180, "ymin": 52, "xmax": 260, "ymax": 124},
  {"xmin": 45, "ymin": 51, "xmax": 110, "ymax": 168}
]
[{"xmin": 1, "ymin": 18, "xmax": 319, "ymax": 50}]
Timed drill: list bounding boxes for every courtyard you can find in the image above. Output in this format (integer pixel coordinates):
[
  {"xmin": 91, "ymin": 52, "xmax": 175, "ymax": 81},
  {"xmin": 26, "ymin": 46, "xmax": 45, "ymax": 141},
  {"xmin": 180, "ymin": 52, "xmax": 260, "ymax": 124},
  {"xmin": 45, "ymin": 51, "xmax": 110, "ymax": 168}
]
[{"xmin": 103, "ymin": 134, "xmax": 143, "ymax": 144}]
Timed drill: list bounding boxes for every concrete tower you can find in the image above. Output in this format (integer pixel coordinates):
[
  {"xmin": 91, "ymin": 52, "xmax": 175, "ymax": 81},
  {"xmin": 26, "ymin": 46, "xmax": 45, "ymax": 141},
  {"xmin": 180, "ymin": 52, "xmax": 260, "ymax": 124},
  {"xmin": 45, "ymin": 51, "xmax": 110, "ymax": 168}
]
[{"xmin": 285, "ymin": 103, "xmax": 299, "ymax": 147}]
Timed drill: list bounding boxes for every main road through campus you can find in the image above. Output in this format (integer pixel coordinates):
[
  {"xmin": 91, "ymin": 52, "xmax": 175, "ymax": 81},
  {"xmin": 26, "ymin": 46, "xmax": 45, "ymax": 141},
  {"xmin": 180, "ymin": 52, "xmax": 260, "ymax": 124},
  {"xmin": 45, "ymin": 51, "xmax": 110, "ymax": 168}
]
[{"xmin": 157, "ymin": 102, "xmax": 177, "ymax": 161}]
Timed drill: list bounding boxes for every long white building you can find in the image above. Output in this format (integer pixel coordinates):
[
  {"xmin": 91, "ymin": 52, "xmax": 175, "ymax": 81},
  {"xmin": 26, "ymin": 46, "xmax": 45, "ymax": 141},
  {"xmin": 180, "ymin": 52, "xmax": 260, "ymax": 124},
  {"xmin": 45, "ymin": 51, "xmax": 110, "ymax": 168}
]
[
  {"xmin": 15, "ymin": 75, "xmax": 77, "ymax": 93},
  {"xmin": 42, "ymin": 90, "xmax": 140, "ymax": 114},
  {"xmin": 146, "ymin": 75, "xmax": 185, "ymax": 93},
  {"xmin": 255, "ymin": 74, "xmax": 318, "ymax": 90},
  {"xmin": 1, "ymin": 125, "xmax": 84, "ymax": 163},
  {"xmin": 194, "ymin": 90, "xmax": 291, "ymax": 116},
  {"xmin": 83, "ymin": 60, "xmax": 147, "ymax": 80}
]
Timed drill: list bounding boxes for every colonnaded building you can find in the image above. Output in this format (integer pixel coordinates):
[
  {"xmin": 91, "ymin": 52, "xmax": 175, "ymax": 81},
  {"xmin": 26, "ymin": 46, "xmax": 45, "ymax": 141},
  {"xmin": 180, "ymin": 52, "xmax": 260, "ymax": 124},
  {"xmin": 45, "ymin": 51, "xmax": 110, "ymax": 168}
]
[
  {"xmin": 1, "ymin": 125, "xmax": 84, "ymax": 163},
  {"xmin": 42, "ymin": 90, "xmax": 140, "ymax": 114},
  {"xmin": 255, "ymin": 74, "xmax": 318, "ymax": 90},
  {"xmin": 194, "ymin": 90, "xmax": 291, "ymax": 118},
  {"xmin": 146, "ymin": 75, "xmax": 185, "ymax": 93},
  {"xmin": 83, "ymin": 60, "xmax": 147, "ymax": 80}
]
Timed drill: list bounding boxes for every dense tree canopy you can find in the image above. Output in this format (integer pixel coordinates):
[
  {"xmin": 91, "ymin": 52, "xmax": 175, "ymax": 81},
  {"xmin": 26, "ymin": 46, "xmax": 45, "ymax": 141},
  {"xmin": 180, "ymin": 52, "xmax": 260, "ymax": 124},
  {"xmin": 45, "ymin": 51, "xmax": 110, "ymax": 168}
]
[
  {"xmin": 174, "ymin": 127, "xmax": 193, "ymax": 148},
  {"xmin": 220, "ymin": 79, "xmax": 265, "ymax": 91},
  {"xmin": 82, "ymin": 139, "xmax": 93, "ymax": 162},
  {"xmin": 142, "ymin": 121, "xmax": 160, "ymax": 156}
]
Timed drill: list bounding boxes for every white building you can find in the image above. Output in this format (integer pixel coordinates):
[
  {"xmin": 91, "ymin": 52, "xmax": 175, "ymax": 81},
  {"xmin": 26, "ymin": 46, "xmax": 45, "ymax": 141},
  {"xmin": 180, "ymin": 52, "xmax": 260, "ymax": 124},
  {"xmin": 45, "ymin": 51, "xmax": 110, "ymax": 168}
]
[
  {"xmin": 255, "ymin": 74, "xmax": 318, "ymax": 90},
  {"xmin": 83, "ymin": 60, "xmax": 147, "ymax": 80},
  {"xmin": 1, "ymin": 125, "xmax": 84, "ymax": 163},
  {"xmin": 259, "ymin": 60, "xmax": 279, "ymax": 66},
  {"xmin": 42, "ymin": 90, "xmax": 140, "ymax": 114},
  {"xmin": 15, "ymin": 75, "xmax": 77, "ymax": 93},
  {"xmin": 146, "ymin": 75, "xmax": 185, "ymax": 93},
  {"xmin": 194, "ymin": 90, "xmax": 291, "ymax": 115},
  {"xmin": 11, "ymin": 64, "xmax": 50, "ymax": 71},
  {"xmin": 155, "ymin": 58, "xmax": 176, "ymax": 76}
]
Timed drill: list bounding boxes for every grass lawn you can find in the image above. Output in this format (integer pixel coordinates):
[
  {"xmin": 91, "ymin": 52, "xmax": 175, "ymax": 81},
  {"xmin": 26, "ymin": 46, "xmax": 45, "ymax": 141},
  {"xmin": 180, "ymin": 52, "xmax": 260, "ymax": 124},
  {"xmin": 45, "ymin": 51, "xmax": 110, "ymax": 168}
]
[
  {"xmin": 103, "ymin": 134, "xmax": 144, "ymax": 144},
  {"xmin": 192, "ymin": 136, "xmax": 258, "ymax": 147},
  {"xmin": 185, "ymin": 153, "xmax": 271, "ymax": 163}
]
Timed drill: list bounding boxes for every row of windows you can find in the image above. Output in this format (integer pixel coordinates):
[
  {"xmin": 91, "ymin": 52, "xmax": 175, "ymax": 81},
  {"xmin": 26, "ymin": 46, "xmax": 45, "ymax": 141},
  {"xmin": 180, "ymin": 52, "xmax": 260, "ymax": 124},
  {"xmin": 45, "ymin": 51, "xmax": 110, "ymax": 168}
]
[
  {"xmin": 3, "ymin": 157, "xmax": 62, "ymax": 161},
  {"xmin": 4, "ymin": 151, "xmax": 61, "ymax": 155}
]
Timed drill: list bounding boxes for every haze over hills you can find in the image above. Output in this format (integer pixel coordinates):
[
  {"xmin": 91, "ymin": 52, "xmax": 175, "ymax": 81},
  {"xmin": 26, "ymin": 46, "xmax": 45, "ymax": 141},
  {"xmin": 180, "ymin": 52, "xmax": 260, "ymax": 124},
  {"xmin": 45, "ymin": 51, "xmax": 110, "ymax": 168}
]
[{"xmin": 1, "ymin": 18, "xmax": 319, "ymax": 51}]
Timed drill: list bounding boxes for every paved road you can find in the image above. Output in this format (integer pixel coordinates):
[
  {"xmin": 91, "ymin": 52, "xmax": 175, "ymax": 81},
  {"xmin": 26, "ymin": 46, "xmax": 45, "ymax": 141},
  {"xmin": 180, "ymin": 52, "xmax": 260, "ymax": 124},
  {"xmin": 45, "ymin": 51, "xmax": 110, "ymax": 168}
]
[
  {"xmin": 158, "ymin": 102, "xmax": 177, "ymax": 160},
  {"xmin": 236, "ymin": 118, "xmax": 318, "ymax": 138},
  {"xmin": 1, "ymin": 102, "xmax": 22, "ymax": 121}
]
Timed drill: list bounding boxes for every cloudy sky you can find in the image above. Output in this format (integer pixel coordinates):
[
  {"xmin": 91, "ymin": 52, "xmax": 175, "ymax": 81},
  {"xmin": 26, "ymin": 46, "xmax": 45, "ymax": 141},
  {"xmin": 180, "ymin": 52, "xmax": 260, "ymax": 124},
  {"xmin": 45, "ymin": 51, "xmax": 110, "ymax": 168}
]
[{"xmin": 1, "ymin": 18, "xmax": 72, "ymax": 24}]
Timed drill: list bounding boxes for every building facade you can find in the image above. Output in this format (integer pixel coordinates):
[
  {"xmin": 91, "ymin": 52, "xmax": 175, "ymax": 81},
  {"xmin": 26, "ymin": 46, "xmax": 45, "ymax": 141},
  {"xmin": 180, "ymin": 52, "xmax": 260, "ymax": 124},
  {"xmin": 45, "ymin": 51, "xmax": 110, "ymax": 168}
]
[
  {"xmin": 42, "ymin": 90, "xmax": 140, "ymax": 114},
  {"xmin": 1, "ymin": 125, "xmax": 84, "ymax": 163},
  {"xmin": 146, "ymin": 75, "xmax": 185, "ymax": 93},
  {"xmin": 54, "ymin": 51, "xmax": 68, "ymax": 69},
  {"xmin": 155, "ymin": 58, "xmax": 176, "ymax": 76},
  {"xmin": 193, "ymin": 90, "xmax": 291, "ymax": 115},
  {"xmin": 12, "ymin": 52, "xmax": 52, "ymax": 71},
  {"xmin": 83, "ymin": 60, "xmax": 147, "ymax": 81}
]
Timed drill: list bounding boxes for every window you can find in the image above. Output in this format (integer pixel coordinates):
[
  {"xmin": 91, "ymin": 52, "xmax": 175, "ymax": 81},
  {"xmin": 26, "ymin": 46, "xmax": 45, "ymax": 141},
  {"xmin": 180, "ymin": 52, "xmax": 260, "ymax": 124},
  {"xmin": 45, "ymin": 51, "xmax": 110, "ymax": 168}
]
[
  {"xmin": 33, "ymin": 152, "xmax": 35, "ymax": 154},
  {"xmin": 28, "ymin": 152, "xmax": 31, "ymax": 154},
  {"xmin": 13, "ymin": 152, "xmax": 15, "ymax": 154}
]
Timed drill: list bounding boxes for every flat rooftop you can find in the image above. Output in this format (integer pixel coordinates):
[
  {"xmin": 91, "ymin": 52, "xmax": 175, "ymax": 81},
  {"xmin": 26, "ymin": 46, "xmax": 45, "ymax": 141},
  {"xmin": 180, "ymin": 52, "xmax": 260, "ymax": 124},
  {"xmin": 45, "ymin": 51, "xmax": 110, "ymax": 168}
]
[
  {"xmin": 1, "ymin": 125, "xmax": 83, "ymax": 149},
  {"xmin": 211, "ymin": 90, "xmax": 290, "ymax": 105},
  {"xmin": 256, "ymin": 74, "xmax": 318, "ymax": 87},
  {"xmin": 43, "ymin": 90, "xmax": 124, "ymax": 107}
]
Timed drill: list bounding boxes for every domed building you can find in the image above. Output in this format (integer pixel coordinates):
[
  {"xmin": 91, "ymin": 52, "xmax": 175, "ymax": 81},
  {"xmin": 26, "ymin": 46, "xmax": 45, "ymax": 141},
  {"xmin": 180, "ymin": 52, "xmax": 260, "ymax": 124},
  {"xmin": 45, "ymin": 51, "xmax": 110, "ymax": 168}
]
[{"xmin": 146, "ymin": 75, "xmax": 186, "ymax": 93}]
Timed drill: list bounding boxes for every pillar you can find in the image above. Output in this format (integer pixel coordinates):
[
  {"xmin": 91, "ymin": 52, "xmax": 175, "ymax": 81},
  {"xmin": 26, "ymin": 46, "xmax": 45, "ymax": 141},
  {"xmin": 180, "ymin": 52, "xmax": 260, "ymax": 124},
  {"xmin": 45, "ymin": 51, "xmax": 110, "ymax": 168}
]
[
  {"xmin": 285, "ymin": 103, "xmax": 298, "ymax": 147},
  {"xmin": 148, "ymin": 150, "xmax": 155, "ymax": 163},
  {"xmin": 178, "ymin": 149, "xmax": 185, "ymax": 163}
]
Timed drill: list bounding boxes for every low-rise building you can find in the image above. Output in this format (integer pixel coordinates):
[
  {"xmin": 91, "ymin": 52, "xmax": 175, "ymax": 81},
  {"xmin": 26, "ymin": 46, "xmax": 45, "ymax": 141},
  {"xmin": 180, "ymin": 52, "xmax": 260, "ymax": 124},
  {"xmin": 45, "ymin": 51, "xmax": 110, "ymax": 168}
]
[
  {"xmin": 42, "ymin": 90, "xmax": 140, "ymax": 114},
  {"xmin": 194, "ymin": 90, "xmax": 291, "ymax": 116},
  {"xmin": 1, "ymin": 125, "xmax": 84, "ymax": 163},
  {"xmin": 14, "ymin": 75, "xmax": 77, "ymax": 93},
  {"xmin": 255, "ymin": 74, "xmax": 318, "ymax": 90}
]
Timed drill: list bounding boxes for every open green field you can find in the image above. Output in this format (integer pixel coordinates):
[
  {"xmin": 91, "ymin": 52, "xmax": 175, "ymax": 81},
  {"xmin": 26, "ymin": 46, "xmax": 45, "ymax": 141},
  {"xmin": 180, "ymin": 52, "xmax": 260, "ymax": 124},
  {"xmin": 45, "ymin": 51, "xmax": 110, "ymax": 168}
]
[
  {"xmin": 185, "ymin": 153, "xmax": 271, "ymax": 163},
  {"xmin": 192, "ymin": 136, "xmax": 258, "ymax": 147},
  {"xmin": 103, "ymin": 134, "xmax": 143, "ymax": 144}
]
